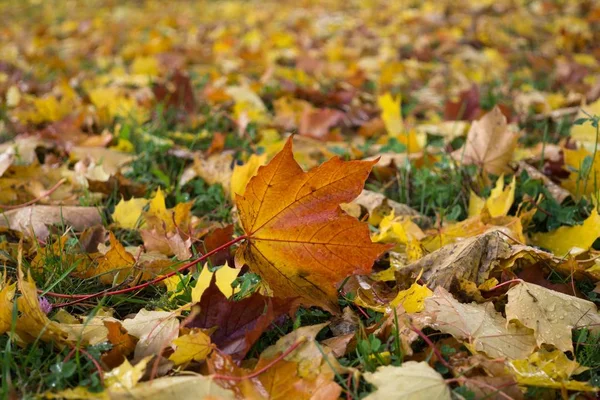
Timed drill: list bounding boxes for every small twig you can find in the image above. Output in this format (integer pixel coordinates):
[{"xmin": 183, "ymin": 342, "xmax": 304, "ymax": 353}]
[
  {"xmin": 0, "ymin": 178, "xmax": 67, "ymax": 210},
  {"xmin": 212, "ymin": 337, "xmax": 306, "ymax": 381}
]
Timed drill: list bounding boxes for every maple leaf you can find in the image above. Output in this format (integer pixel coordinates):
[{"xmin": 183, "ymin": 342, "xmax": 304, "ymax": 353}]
[
  {"xmin": 505, "ymin": 282, "xmax": 600, "ymax": 352},
  {"xmin": 235, "ymin": 137, "xmax": 390, "ymax": 311},
  {"xmin": 188, "ymin": 274, "xmax": 293, "ymax": 360},
  {"xmin": 416, "ymin": 287, "xmax": 536, "ymax": 360},
  {"xmin": 169, "ymin": 328, "xmax": 213, "ymax": 365},
  {"xmin": 452, "ymin": 106, "xmax": 519, "ymax": 175},
  {"xmin": 363, "ymin": 362, "xmax": 451, "ymax": 400}
]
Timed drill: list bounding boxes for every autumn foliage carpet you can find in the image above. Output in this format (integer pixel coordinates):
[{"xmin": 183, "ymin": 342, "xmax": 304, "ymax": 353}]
[{"xmin": 1, "ymin": 0, "xmax": 600, "ymax": 399}]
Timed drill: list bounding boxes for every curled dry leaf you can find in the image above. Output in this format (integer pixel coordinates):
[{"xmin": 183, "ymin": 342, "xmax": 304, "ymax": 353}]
[
  {"xmin": 506, "ymin": 281, "xmax": 600, "ymax": 352},
  {"xmin": 363, "ymin": 362, "xmax": 451, "ymax": 400},
  {"xmin": 235, "ymin": 137, "xmax": 390, "ymax": 311},
  {"xmin": 416, "ymin": 287, "xmax": 536, "ymax": 360},
  {"xmin": 452, "ymin": 106, "xmax": 519, "ymax": 175},
  {"xmin": 396, "ymin": 231, "xmax": 512, "ymax": 290}
]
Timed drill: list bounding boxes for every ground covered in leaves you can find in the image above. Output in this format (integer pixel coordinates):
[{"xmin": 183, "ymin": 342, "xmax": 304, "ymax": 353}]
[{"xmin": 1, "ymin": 0, "xmax": 600, "ymax": 399}]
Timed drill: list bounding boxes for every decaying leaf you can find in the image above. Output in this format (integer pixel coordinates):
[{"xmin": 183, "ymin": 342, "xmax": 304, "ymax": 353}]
[
  {"xmin": 235, "ymin": 137, "xmax": 390, "ymax": 311},
  {"xmin": 363, "ymin": 362, "xmax": 451, "ymax": 400},
  {"xmin": 506, "ymin": 282, "xmax": 600, "ymax": 352},
  {"xmin": 396, "ymin": 231, "xmax": 512, "ymax": 290}
]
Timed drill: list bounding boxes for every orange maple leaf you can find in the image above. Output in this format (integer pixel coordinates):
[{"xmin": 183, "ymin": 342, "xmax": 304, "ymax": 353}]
[{"xmin": 235, "ymin": 137, "xmax": 390, "ymax": 311}]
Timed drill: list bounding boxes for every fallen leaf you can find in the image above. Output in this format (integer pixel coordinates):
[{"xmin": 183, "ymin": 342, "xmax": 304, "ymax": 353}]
[
  {"xmin": 396, "ymin": 231, "xmax": 512, "ymax": 290},
  {"xmin": 188, "ymin": 274, "xmax": 291, "ymax": 360},
  {"xmin": 363, "ymin": 362, "xmax": 451, "ymax": 400},
  {"xmin": 16, "ymin": 268, "xmax": 75, "ymax": 346},
  {"xmin": 94, "ymin": 232, "xmax": 136, "ymax": 284},
  {"xmin": 509, "ymin": 349, "xmax": 597, "ymax": 392},
  {"xmin": 453, "ymin": 106, "xmax": 519, "ymax": 175},
  {"xmin": 230, "ymin": 153, "xmax": 268, "ymax": 200},
  {"xmin": 468, "ymin": 175, "xmax": 516, "ymax": 218},
  {"xmin": 110, "ymin": 375, "xmax": 235, "ymax": 399},
  {"xmin": 505, "ymin": 281, "xmax": 600, "ymax": 352},
  {"xmin": 169, "ymin": 328, "xmax": 213, "ymax": 365},
  {"xmin": 0, "ymin": 274, "xmax": 16, "ymax": 335},
  {"xmin": 416, "ymin": 287, "xmax": 536, "ymax": 359},
  {"xmin": 0, "ymin": 206, "xmax": 103, "ymax": 240},
  {"xmin": 112, "ymin": 197, "xmax": 148, "ymax": 229},
  {"xmin": 121, "ymin": 309, "xmax": 180, "ymax": 360},
  {"xmin": 105, "ymin": 357, "xmax": 151, "ymax": 390},
  {"xmin": 530, "ymin": 208, "xmax": 600, "ymax": 256},
  {"xmin": 235, "ymin": 137, "xmax": 390, "ymax": 311}
]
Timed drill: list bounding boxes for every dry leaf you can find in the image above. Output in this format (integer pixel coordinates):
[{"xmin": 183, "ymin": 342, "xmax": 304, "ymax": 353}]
[
  {"xmin": 121, "ymin": 309, "xmax": 180, "ymax": 360},
  {"xmin": 396, "ymin": 231, "xmax": 512, "ymax": 290},
  {"xmin": 506, "ymin": 282, "xmax": 600, "ymax": 352},
  {"xmin": 0, "ymin": 206, "xmax": 102, "ymax": 240},
  {"xmin": 452, "ymin": 106, "xmax": 519, "ymax": 175},
  {"xmin": 417, "ymin": 287, "xmax": 536, "ymax": 359},
  {"xmin": 363, "ymin": 362, "xmax": 451, "ymax": 400}
]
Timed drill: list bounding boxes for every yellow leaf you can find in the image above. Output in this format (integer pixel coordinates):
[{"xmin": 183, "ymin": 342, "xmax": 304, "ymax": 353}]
[
  {"xmin": 191, "ymin": 264, "xmax": 213, "ymax": 303},
  {"xmin": 468, "ymin": 191, "xmax": 486, "ymax": 217},
  {"xmin": 390, "ymin": 283, "xmax": 432, "ymax": 313},
  {"xmin": 378, "ymin": 93, "xmax": 403, "ymax": 136},
  {"xmin": 530, "ymin": 208, "xmax": 600, "ymax": 256},
  {"xmin": 191, "ymin": 263, "xmax": 241, "ymax": 303},
  {"xmin": 0, "ymin": 273, "xmax": 16, "ymax": 335},
  {"xmin": 16, "ymin": 267, "xmax": 75, "ymax": 346},
  {"xmin": 372, "ymin": 211, "xmax": 425, "ymax": 245},
  {"xmin": 105, "ymin": 357, "xmax": 152, "ymax": 390},
  {"xmin": 146, "ymin": 188, "xmax": 172, "ymax": 230},
  {"xmin": 469, "ymin": 176, "xmax": 516, "ymax": 218},
  {"xmin": 570, "ymin": 99, "xmax": 600, "ymax": 150},
  {"xmin": 163, "ymin": 275, "xmax": 185, "ymax": 300},
  {"xmin": 214, "ymin": 262, "xmax": 241, "ymax": 298},
  {"xmin": 96, "ymin": 232, "xmax": 136, "ymax": 284},
  {"xmin": 509, "ymin": 350, "xmax": 597, "ymax": 392},
  {"xmin": 561, "ymin": 147, "xmax": 600, "ymax": 197},
  {"xmin": 230, "ymin": 153, "xmax": 268, "ymax": 200},
  {"xmin": 131, "ymin": 56, "xmax": 160, "ymax": 76},
  {"xmin": 112, "ymin": 198, "xmax": 148, "ymax": 229},
  {"xmin": 169, "ymin": 329, "xmax": 213, "ymax": 365}
]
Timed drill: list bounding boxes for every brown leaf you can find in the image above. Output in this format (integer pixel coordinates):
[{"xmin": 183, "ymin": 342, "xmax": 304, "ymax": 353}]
[
  {"xmin": 452, "ymin": 106, "xmax": 519, "ymax": 175},
  {"xmin": 187, "ymin": 275, "xmax": 294, "ymax": 361},
  {"xmin": 397, "ymin": 231, "xmax": 512, "ymax": 290},
  {"xmin": 0, "ymin": 205, "xmax": 103, "ymax": 240},
  {"xmin": 298, "ymin": 108, "xmax": 344, "ymax": 141}
]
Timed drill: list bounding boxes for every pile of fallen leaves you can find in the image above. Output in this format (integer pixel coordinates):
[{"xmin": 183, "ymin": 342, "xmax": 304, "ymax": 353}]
[{"xmin": 1, "ymin": 0, "xmax": 600, "ymax": 398}]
